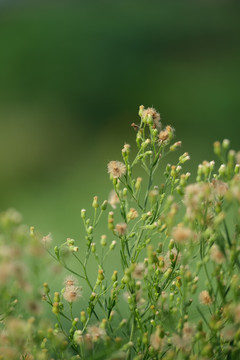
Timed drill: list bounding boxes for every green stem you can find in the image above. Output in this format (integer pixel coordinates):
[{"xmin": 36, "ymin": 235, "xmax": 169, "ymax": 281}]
[{"xmin": 143, "ymin": 166, "xmax": 153, "ymax": 210}]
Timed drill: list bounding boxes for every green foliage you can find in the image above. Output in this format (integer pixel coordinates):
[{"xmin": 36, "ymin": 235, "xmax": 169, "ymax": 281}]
[{"xmin": 1, "ymin": 106, "xmax": 240, "ymax": 359}]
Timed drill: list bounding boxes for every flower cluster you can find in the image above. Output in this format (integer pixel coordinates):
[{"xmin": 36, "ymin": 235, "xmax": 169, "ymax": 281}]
[{"xmin": 1, "ymin": 106, "xmax": 240, "ymax": 360}]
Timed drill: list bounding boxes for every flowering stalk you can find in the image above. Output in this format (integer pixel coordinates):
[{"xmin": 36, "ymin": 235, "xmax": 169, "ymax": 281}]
[{"xmin": 2, "ymin": 106, "xmax": 240, "ymax": 359}]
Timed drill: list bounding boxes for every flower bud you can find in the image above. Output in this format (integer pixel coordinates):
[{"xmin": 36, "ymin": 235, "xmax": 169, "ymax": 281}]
[
  {"xmin": 235, "ymin": 164, "xmax": 240, "ymax": 174},
  {"xmin": 87, "ymin": 226, "xmax": 93, "ymax": 235},
  {"xmin": 90, "ymin": 292, "xmax": 97, "ymax": 301},
  {"xmin": 54, "ymin": 292, "xmax": 60, "ymax": 302},
  {"xmin": 81, "ymin": 209, "xmax": 86, "ymax": 219},
  {"xmin": 80, "ymin": 311, "xmax": 86, "ymax": 324},
  {"xmin": 112, "ymin": 270, "xmax": 118, "ymax": 282},
  {"xmin": 135, "ymin": 177, "xmax": 142, "ymax": 190},
  {"xmin": 54, "ymin": 246, "xmax": 60, "ymax": 259},
  {"xmin": 222, "ymin": 139, "xmax": 230, "ymax": 149},
  {"xmin": 97, "ymin": 269, "xmax": 104, "ymax": 282},
  {"xmin": 170, "ymin": 141, "xmax": 182, "ymax": 152},
  {"xmin": 100, "ymin": 234, "xmax": 107, "ymax": 247},
  {"xmin": 120, "ymin": 319, "xmax": 127, "ymax": 328},
  {"xmin": 30, "ymin": 226, "xmax": 35, "ymax": 237},
  {"xmin": 91, "ymin": 242, "xmax": 96, "ymax": 253},
  {"xmin": 101, "ymin": 200, "xmax": 108, "ymax": 211},
  {"xmin": 139, "ymin": 105, "xmax": 144, "ymax": 117},
  {"xmin": 109, "ymin": 240, "xmax": 117, "ymax": 250},
  {"xmin": 43, "ymin": 282, "xmax": 50, "ymax": 295},
  {"xmin": 108, "ymin": 212, "xmax": 114, "ymax": 230},
  {"xmin": 67, "ymin": 238, "xmax": 75, "ymax": 246},
  {"xmin": 179, "ymin": 152, "xmax": 190, "ymax": 164},
  {"xmin": 214, "ymin": 141, "xmax": 221, "ymax": 156},
  {"xmin": 218, "ymin": 164, "xmax": 226, "ymax": 176},
  {"xmin": 52, "ymin": 302, "xmax": 59, "ymax": 314},
  {"xmin": 92, "ymin": 196, "xmax": 99, "ymax": 209},
  {"xmin": 168, "ymin": 239, "xmax": 175, "ymax": 250}
]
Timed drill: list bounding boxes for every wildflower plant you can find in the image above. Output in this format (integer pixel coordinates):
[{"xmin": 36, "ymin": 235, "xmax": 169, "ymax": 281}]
[{"xmin": 1, "ymin": 106, "xmax": 240, "ymax": 360}]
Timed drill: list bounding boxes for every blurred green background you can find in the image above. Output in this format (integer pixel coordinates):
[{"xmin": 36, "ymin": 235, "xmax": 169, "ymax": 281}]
[{"xmin": 1, "ymin": 0, "xmax": 240, "ymax": 242}]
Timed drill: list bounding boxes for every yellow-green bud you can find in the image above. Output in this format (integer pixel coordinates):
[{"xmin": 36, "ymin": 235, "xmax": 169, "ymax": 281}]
[
  {"xmin": 235, "ymin": 164, "xmax": 240, "ymax": 174},
  {"xmin": 81, "ymin": 209, "xmax": 86, "ymax": 219},
  {"xmin": 43, "ymin": 282, "xmax": 50, "ymax": 295},
  {"xmin": 92, "ymin": 196, "xmax": 99, "ymax": 209},
  {"xmin": 80, "ymin": 311, "xmax": 86, "ymax": 324},
  {"xmin": 30, "ymin": 226, "xmax": 35, "ymax": 237},
  {"xmin": 170, "ymin": 141, "xmax": 182, "ymax": 152},
  {"xmin": 87, "ymin": 226, "xmax": 93, "ymax": 235},
  {"xmin": 176, "ymin": 276, "xmax": 182, "ymax": 288},
  {"xmin": 222, "ymin": 139, "xmax": 230, "ymax": 149},
  {"xmin": 52, "ymin": 302, "xmax": 59, "ymax": 315},
  {"xmin": 90, "ymin": 292, "xmax": 97, "ymax": 301},
  {"xmin": 112, "ymin": 270, "xmax": 118, "ymax": 282},
  {"xmin": 214, "ymin": 141, "xmax": 221, "ymax": 156},
  {"xmin": 97, "ymin": 269, "xmax": 104, "ymax": 282},
  {"xmin": 91, "ymin": 242, "xmax": 96, "ymax": 253},
  {"xmin": 101, "ymin": 200, "xmax": 108, "ymax": 210},
  {"xmin": 54, "ymin": 292, "xmax": 60, "ymax": 302},
  {"xmin": 108, "ymin": 212, "xmax": 114, "ymax": 230},
  {"xmin": 218, "ymin": 164, "xmax": 226, "ymax": 176},
  {"xmin": 109, "ymin": 240, "xmax": 116, "ymax": 250},
  {"xmin": 168, "ymin": 239, "xmax": 174, "ymax": 250},
  {"xmin": 54, "ymin": 246, "xmax": 60, "ymax": 258},
  {"xmin": 135, "ymin": 177, "xmax": 142, "ymax": 190},
  {"xmin": 139, "ymin": 105, "xmax": 144, "ymax": 117},
  {"xmin": 100, "ymin": 234, "xmax": 107, "ymax": 247}
]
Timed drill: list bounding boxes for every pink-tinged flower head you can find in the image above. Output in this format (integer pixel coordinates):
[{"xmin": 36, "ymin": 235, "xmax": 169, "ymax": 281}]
[
  {"xmin": 210, "ymin": 244, "xmax": 225, "ymax": 264},
  {"xmin": 115, "ymin": 222, "xmax": 127, "ymax": 236},
  {"xmin": 172, "ymin": 225, "xmax": 193, "ymax": 244},
  {"xmin": 63, "ymin": 285, "xmax": 81, "ymax": 303},
  {"xmin": 108, "ymin": 190, "xmax": 120, "ymax": 209},
  {"xmin": 199, "ymin": 290, "xmax": 212, "ymax": 305}
]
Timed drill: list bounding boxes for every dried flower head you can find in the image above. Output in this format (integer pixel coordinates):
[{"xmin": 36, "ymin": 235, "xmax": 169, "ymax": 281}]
[
  {"xmin": 221, "ymin": 326, "xmax": 235, "ymax": 341},
  {"xmin": 108, "ymin": 190, "xmax": 120, "ymax": 209},
  {"xmin": 233, "ymin": 304, "xmax": 240, "ymax": 323},
  {"xmin": 159, "ymin": 129, "xmax": 169, "ymax": 142},
  {"xmin": 107, "ymin": 161, "xmax": 126, "ymax": 178},
  {"xmin": 184, "ymin": 183, "xmax": 212, "ymax": 219},
  {"xmin": 41, "ymin": 233, "xmax": 52, "ymax": 247},
  {"xmin": 211, "ymin": 179, "xmax": 228, "ymax": 198},
  {"xmin": 159, "ymin": 126, "xmax": 173, "ymax": 142},
  {"xmin": 63, "ymin": 285, "xmax": 81, "ymax": 303},
  {"xmin": 182, "ymin": 322, "xmax": 195, "ymax": 339},
  {"xmin": 122, "ymin": 143, "xmax": 130, "ymax": 154},
  {"xmin": 127, "ymin": 208, "xmax": 139, "ymax": 221},
  {"xmin": 150, "ymin": 329, "xmax": 162, "ymax": 351},
  {"xmin": 172, "ymin": 225, "xmax": 193, "ymax": 244},
  {"xmin": 74, "ymin": 330, "xmax": 84, "ymax": 345},
  {"xmin": 132, "ymin": 263, "xmax": 146, "ymax": 280},
  {"xmin": 115, "ymin": 223, "xmax": 127, "ymax": 236},
  {"xmin": 172, "ymin": 334, "xmax": 191, "ymax": 352},
  {"xmin": 87, "ymin": 325, "xmax": 106, "ymax": 342},
  {"xmin": 199, "ymin": 290, "xmax": 212, "ymax": 305},
  {"xmin": 64, "ymin": 275, "xmax": 78, "ymax": 288},
  {"xmin": 210, "ymin": 244, "xmax": 225, "ymax": 264},
  {"xmin": 142, "ymin": 107, "xmax": 161, "ymax": 129},
  {"xmin": 160, "ymin": 249, "xmax": 180, "ymax": 272}
]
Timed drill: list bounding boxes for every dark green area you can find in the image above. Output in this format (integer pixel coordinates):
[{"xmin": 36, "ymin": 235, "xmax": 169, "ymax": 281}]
[{"xmin": 0, "ymin": 0, "xmax": 240, "ymax": 240}]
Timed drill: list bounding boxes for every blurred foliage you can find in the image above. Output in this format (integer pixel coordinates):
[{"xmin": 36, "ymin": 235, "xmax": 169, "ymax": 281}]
[{"xmin": 0, "ymin": 0, "xmax": 240, "ymax": 240}]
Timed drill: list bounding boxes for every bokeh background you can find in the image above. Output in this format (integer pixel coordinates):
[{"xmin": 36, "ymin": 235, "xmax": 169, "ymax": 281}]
[{"xmin": 1, "ymin": 0, "xmax": 240, "ymax": 242}]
